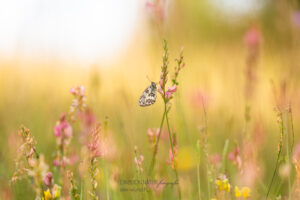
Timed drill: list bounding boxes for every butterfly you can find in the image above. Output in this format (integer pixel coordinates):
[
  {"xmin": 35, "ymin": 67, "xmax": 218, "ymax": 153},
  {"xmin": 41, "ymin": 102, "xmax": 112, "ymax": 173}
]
[{"xmin": 138, "ymin": 82, "xmax": 157, "ymax": 107}]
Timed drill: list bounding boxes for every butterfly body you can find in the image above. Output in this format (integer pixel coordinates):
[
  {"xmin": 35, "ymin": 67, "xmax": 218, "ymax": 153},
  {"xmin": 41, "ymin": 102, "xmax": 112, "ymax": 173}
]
[{"xmin": 138, "ymin": 82, "xmax": 157, "ymax": 107}]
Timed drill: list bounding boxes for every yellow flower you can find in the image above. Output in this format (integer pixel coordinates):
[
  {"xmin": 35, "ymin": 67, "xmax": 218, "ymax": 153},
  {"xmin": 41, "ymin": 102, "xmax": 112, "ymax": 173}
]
[
  {"xmin": 43, "ymin": 189, "xmax": 52, "ymax": 200},
  {"xmin": 241, "ymin": 187, "xmax": 251, "ymax": 198},
  {"xmin": 227, "ymin": 183, "xmax": 231, "ymax": 192},
  {"xmin": 235, "ymin": 186, "xmax": 251, "ymax": 198},
  {"xmin": 53, "ymin": 185, "xmax": 61, "ymax": 198},
  {"xmin": 215, "ymin": 179, "xmax": 222, "ymax": 189},
  {"xmin": 211, "ymin": 198, "xmax": 217, "ymax": 200},
  {"xmin": 215, "ymin": 177, "xmax": 230, "ymax": 192},
  {"xmin": 235, "ymin": 186, "xmax": 241, "ymax": 198}
]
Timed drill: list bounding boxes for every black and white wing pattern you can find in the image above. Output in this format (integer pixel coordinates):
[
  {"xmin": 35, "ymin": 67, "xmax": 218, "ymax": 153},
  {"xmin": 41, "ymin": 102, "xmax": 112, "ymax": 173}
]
[{"xmin": 138, "ymin": 82, "xmax": 157, "ymax": 107}]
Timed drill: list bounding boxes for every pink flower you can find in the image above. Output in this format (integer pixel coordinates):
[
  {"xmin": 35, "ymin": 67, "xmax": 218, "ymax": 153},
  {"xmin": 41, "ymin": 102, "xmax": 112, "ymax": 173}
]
[
  {"xmin": 166, "ymin": 146, "xmax": 177, "ymax": 169},
  {"xmin": 190, "ymin": 90, "xmax": 211, "ymax": 108},
  {"xmin": 228, "ymin": 147, "xmax": 242, "ymax": 169},
  {"xmin": 134, "ymin": 154, "xmax": 144, "ymax": 172},
  {"xmin": 292, "ymin": 11, "xmax": 300, "ymax": 27},
  {"xmin": 54, "ymin": 114, "xmax": 73, "ymax": 138},
  {"xmin": 244, "ymin": 25, "xmax": 261, "ymax": 49},
  {"xmin": 54, "ymin": 125, "xmax": 61, "ymax": 137},
  {"xmin": 293, "ymin": 141, "xmax": 300, "ymax": 163},
  {"xmin": 165, "ymin": 85, "xmax": 177, "ymax": 100},
  {"xmin": 158, "ymin": 86, "xmax": 163, "ymax": 95},
  {"xmin": 70, "ymin": 88, "xmax": 76, "ymax": 95},
  {"xmin": 64, "ymin": 125, "xmax": 73, "ymax": 138},
  {"xmin": 53, "ymin": 158, "xmax": 60, "ymax": 166},
  {"xmin": 147, "ymin": 128, "xmax": 160, "ymax": 146},
  {"xmin": 43, "ymin": 172, "xmax": 53, "ymax": 187},
  {"xmin": 165, "ymin": 91, "xmax": 172, "ymax": 99},
  {"xmin": 167, "ymin": 85, "xmax": 177, "ymax": 93},
  {"xmin": 145, "ymin": 0, "xmax": 166, "ymax": 22},
  {"xmin": 88, "ymin": 123, "xmax": 102, "ymax": 158},
  {"xmin": 70, "ymin": 85, "xmax": 85, "ymax": 97},
  {"xmin": 210, "ymin": 154, "xmax": 221, "ymax": 165}
]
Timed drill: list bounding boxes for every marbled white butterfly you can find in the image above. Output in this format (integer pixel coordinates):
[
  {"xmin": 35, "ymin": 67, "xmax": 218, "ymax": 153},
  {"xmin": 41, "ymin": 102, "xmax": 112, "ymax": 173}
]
[{"xmin": 138, "ymin": 82, "xmax": 157, "ymax": 107}]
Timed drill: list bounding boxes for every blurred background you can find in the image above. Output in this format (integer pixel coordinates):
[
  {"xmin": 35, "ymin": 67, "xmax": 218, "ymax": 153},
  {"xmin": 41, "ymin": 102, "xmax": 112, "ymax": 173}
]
[{"xmin": 1, "ymin": 0, "xmax": 300, "ymax": 199}]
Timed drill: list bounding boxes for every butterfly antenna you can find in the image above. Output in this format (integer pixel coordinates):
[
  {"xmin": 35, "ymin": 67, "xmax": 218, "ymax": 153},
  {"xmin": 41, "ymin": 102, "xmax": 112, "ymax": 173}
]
[
  {"xmin": 146, "ymin": 75, "xmax": 151, "ymax": 82},
  {"xmin": 146, "ymin": 75, "xmax": 159, "ymax": 85}
]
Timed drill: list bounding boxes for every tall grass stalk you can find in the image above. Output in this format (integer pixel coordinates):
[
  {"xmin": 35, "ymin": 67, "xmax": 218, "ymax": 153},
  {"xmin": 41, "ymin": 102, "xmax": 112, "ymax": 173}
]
[
  {"xmin": 266, "ymin": 110, "xmax": 284, "ymax": 199},
  {"xmin": 196, "ymin": 140, "xmax": 201, "ymax": 200},
  {"xmin": 164, "ymin": 104, "xmax": 181, "ymax": 199},
  {"xmin": 221, "ymin": 139, "xmax": 229, "ymax": 174},
  {"xmin": 201, "ymin": 97, "xmax": 211, "ymax": 199},
  {"xmin": 148, "ymin": 113, "xmax": 165, "ymax": 176}
]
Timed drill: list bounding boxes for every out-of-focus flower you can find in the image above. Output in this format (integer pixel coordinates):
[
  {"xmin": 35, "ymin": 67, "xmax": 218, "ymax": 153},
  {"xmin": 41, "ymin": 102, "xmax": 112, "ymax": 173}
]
[
  {"xmin": 147, "ymin": 128, "xmax": 160, "ymax": 146},
  {"xmin": 88, "ymin": 123, "xmax": 102, "ymax": 158},
  {"xmin": 67, "ymin": 170, "xmax": 80, "ymax": 200},
  {"xmin": 145, "ymin": 0, "xmax": 166, "ymax": 23},
  {"xmin": 235, "ymin": 186, "xmax": 251, "ymax": 198},
  {"xmin": 293, "ymin": 141, "xmax": 300, "ymax": 180},
  {"xmin": 42, "ymin": 185, "xmax": 61, "ymax": 200},
  {"xmin": 88, "ymin": 123, "xmax": 102, "ymax": 200},
  {"xmin": 210, "ymin": 154, "xmax": 222, "ymax": 166},
  {"xmin": 43, "ymin": 172, "xmax": 53, "ymax": 187},
  {"xmin": 52, "ymin": 185, "xmax": 61, "ymax": 198},
  {"xmin": 215, "ymin": 175, "xmax": 231, "ymax": 193},
  {"xmin": 166, "ymin": 146, "xmax": 178, "ymax": 169},
  {"xmin": 79, "ymin": 108, "xmax": 97, "ymax": 143},
  {"xmin": 177, "ymin": 147, "xmax": 197, "ymax": 171},
  {"xmin": 292, "ymin": 11, "xmax": 300, "ymax": 28},
  {"xmin": 244, "ymin": 25, "xmax": 261, "ymax": 49},
  {"xmin": 190, "ymin": 90, "xmax": 211, "ymax": 108},
  {"xmin": 134, "ymin": 146, "xmax": 145, "ymax": 172},
  {"xmin": 69, "ymin": 85, "xmax": 87, "ymax": 122},
  {"xmin": 54, "ymin": 114, "xmax": 73, "ymax": 139},
  {"xmin": 43, "ymin": 189, "xmax": 52, "ymax": 200},
  {"xmin": 228, "ymin": 146, "xmax": 242, "ymax": 169}
]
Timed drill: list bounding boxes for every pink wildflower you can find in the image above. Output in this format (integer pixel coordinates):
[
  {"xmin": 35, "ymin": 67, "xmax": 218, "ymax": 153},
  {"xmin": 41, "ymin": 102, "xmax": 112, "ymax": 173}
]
[
  {"xmin": 54, "ymin": 114, "xmax": 73, "ymax": 138},
  {"xmin": 43, "ymin": 172, "xmax": 53, "ymax": 187},
  {"xmin": 88, "ymin": 123, "xmax": 102, "ymax": 158},
  {"xmin": 244, "ymin": 25, "xmax": 261, "ymax": 49},
  {"xmin": 166, "ymin": 146, "xmax": 178, "ymax": 169},
  {"xmin": 228, "ymin": 146, "xmax": 242, "ymax": 169}
]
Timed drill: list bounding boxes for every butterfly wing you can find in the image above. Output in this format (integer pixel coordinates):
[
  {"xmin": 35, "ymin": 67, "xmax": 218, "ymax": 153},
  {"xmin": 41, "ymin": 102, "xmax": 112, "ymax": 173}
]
[{"xmin": 138, "ymin": 84, "xmax": 157, "ymax": 107}]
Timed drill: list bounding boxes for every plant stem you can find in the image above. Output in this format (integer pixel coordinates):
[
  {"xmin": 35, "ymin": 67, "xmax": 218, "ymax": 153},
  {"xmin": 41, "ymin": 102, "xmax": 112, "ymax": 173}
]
[
  {"xmin": 196, "ymin": 140, "xmax": 201, "ymax": 200},
  {"xmin": 201, "ymin": 97, "xmax": 211, "ymax": 199},
  {"xmin": 164, "ymin": 104, "xmax": 181, "ymax": 200},
  {"xmin": 221, "ymin": 139, "xmax": 229, "ymax": 174},
  {"xmin": 148, "ymin": 112, "xmax": 165, "ymax": 176},
  {"xmin": 284, "ymin": 111, "xmax": 291, "ymax": 200},
  {"xmin": 266, "ymin": 112, "xmax": 284, "ymax": 199}
]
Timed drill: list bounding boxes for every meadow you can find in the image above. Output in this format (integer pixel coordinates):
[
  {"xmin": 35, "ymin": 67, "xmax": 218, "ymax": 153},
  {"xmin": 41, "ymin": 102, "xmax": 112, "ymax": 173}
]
[{"xmin": 1, "ymin": 1, "xmax": 300, "ymax": 200}]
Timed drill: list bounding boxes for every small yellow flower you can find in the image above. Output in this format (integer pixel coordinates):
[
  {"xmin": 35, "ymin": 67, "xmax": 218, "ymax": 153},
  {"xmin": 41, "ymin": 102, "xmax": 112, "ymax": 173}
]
[
  {"xmin": 211, "ymin": 198, "xmax": 217, "ymax": 200},
  {"xmin": 235, "ymin": 186, "xmax": 241, "ymax": 198},
  {"xmin": 53, "ymin": 185, "xmax": 61, "ymax": 198},
  {"xmin": 241, "ymin": 187, "xmax": 251, "ymax": 198},
  {"xmin": 215, "ymin": 177, "xmax": 231, "ymax": 192},
  {"xmin": 215, "ymin": 179, "xmax": 222, "ymax": 188},
  {"xmin": 227, "ymin": 183, "xmax": 231, "ymax": 192},
  {"xmin": 235, "ymin": 186, "xmax": 251, "ymax": 198},
  {"xmin": 44, "ymin": 189, "xmax": 52, "ymax": 200}
]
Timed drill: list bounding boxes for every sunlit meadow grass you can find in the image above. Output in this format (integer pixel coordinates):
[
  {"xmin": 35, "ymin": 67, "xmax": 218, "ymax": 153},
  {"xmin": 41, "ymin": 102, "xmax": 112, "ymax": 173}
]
[{"xmin": 1, "ymin": 18, "xmax": 300, "ymax": 200}]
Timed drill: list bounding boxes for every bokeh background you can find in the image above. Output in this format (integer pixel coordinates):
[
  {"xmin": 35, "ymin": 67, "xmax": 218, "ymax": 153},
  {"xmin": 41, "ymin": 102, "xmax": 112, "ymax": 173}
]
[{"xmin": 1, "ymin": 0, "xmax": 300, "ymax": 199}]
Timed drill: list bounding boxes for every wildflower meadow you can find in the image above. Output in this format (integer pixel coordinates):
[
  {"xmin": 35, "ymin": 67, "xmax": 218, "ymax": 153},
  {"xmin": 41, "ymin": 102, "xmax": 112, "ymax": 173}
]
[{"xmin": 1, "ymin": 1, "xmax": 300, "ymax": 200}]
